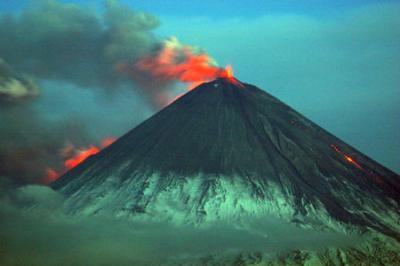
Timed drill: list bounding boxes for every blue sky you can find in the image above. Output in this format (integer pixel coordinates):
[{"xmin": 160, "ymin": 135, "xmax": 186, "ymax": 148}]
[
  {"xmin": 1, "ymin": 0, "xmax": 399, "ymax": 17},
  {"xmin": 121, "ymin": 0, "xmax": 400, "ymax": 17},
  {"xmin": 0, "ymin": 0, "xmax": 399, "ymax": 172}
]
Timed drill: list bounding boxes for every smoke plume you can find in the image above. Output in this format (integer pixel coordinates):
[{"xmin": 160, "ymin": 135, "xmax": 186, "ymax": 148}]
[
  {"xmin": 0, "ymin": 0, "xmax": 220, "ymax": 106},
  {"xmin": 0, "ymin": 0, "xmax": 159, "ymax": 89},
  {"xmin": 0, "ymin": 0, "xmax": 222, "ymax": 186},
  {"xmin": 118, "ymin": 37, "xmax": 226, "ymax": 106},
  {"xmin": 0, "ymin": 104, "xmax": 91, "ymax": 185}
]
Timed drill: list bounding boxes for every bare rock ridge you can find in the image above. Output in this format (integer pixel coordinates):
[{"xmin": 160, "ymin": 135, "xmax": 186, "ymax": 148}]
[{"xmin": 51, "ymin": 78, "xmax": 399, "ymax": 241}]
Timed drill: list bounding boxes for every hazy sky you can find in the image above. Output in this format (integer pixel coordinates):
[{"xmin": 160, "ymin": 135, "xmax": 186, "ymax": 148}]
[{"xmin": 0, "ymin": 0, "xmax": 399, "ymax": 173}]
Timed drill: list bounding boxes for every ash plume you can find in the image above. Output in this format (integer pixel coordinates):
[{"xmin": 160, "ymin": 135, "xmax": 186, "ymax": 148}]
[
  {"xmin": 0, "ymin": 0, "xmax": 219, "ymax": 186},
  {"xmin": 0, "ymin": 0, "xmax": 223, "ymax": 107},
  {"xmin": 118, "ymin": 37, "xmax": 225, "ymax": 106},
  {"xmin": 0, "ymin": 0, "xmax": 187, "ymax": 184},
  {"xmin": 0, "ymin": 104, "xmax": 91, "ymax": 185},
  {"xmin": 0, "ymin": 0, "xmax": 159, "ymax": 89}
]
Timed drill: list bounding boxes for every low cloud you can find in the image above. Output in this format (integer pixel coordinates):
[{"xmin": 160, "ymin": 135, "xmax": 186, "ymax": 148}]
[{"xmin": 0, "ymin": 185, "xmax": 361, "ymax": 265}]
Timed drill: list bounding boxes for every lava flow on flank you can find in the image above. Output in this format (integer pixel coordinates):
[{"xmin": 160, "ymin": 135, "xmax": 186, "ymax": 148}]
[
  {"xmin": 43, "ymin": 137, "xmax": 116, "ymax": 184},
  {"xmin": 331, "ymin": 144, "xmax": 363, "ymax": 170}
]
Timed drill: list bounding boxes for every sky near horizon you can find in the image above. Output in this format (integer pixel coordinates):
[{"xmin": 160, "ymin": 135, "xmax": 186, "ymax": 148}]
[{"xmin": 0, "ymin": 0, "xmax": 399, "ymax": 176}]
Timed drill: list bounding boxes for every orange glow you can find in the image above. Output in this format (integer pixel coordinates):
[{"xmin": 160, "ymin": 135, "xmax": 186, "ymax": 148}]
[
  {"xmin": 344, "ymin": 155, "xmax": 363, "ymax": 169},
  {"xmin": 42, "ymin": 167, "xmax": 59, "ymax": 184},
  {"xmin": 331, "ymin": 144, "xmax": 341, "ymax": 153},
  {"xmin": 64, "ymin": 137, "xmax": 115, "ymax": 170},
  {"xmin": 64, "ymin": 145, "xmax": 100, "ymax": 170},
  {"xmin": 119, "ymin": 37, "xmax": 243, "ymax": 105},
  {"xmin": 100, "ymin": 137, "xmax": 116, "ymax": 148},
  {"xmin": 219, "ymin": 65, "xmax": 244, "ymax": 88},
  {"xmin": 43, "ymin": 137, "xmax": 115, "ymax": 184},
  {"xmin": 330, "ymin": 144, "xmax": 387, "ymax": 186},
  {"xmin": 226, "ymin": 65, "xmax": 233, "ymax": 78},
  {"xmin": 167, "ymin": 93, "xmax": 184, "ymax": 105},
  {"xmin": 133, "ymin": 42, "xmax": 223, "ymax": 89},
  {"xmin": 220, "ymin": 65, "xmax": 233, "ymax": 79},
  {"xmin": 330, "ymin": 144, "xmax": 363, "ymax": 170}
]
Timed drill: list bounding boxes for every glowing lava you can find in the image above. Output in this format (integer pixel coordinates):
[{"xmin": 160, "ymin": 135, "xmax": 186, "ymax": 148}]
[
  {"xmin": 330, "ymin": 144, "xmax": 388, "ymax": 186},
  {"xmin": 65, "ymin": 137, "xmax": 116, "ymax": 170},
  {"xmin": 42, "ymin": 137, "xmax": 116, "ymax": 184},
  {"xmin": 64, "ymin": 145, "xmax": 100, "ymax": 170},
  {"xmin": 44, "ymin": 167, "xmax": 59, "ymax": 184},
  {"xmin": 331, "ymin": 144, "xmax": 363, "ymax": 170},
  {"xmin": 221, "ymin": 65, "xmax": 233, "ymax": 78},
  {"xmin": 219, "ymin": 65, "xmax": 244, "ymax": 88}
]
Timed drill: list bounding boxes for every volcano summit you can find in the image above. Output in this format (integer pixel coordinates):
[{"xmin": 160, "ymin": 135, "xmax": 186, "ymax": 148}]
[{"xmin": 51, "ymin": 77, "xmax": 399, "ymax": 263}]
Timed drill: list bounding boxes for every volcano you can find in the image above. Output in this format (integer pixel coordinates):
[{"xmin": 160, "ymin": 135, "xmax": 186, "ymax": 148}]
[{"xmin": 51, "ymin": 77, "xmax": 399, "ymax": 262}]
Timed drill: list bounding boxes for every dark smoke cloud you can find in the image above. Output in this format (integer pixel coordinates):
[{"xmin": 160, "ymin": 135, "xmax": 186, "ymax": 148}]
[
  {"xmin": 0, "ymin": 0, "xmax": 159, "ymax": 89},
  {"xmin": 0, "ymin": 0, "xmax": 220, "ymax": 107},
  {"xmin": 0, "ymin": 104, "xmax": 91, "ymax": 185},
  {"xmin": 0, "ymin": 0, "xmax": 219, "ymax": 186},
  {"xmin": 0, "ymin": 185, "xmax": 361, "ymax": 265},
  {"xmin": 0, "ymin": 0, "xmax": 169, "ymax": 186}
]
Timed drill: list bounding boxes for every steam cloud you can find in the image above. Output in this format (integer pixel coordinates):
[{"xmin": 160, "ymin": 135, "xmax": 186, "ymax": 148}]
[
  {"xmin": 0, "ymin": 185, "xmax": 361, "ymax": 265},
  {"xmin": 0, "ymin": 0, "xmax": 217, "ymax": 186},
  {"xmin": 0, "ymin": 59, "xmax": 39, "ymax": 103}
]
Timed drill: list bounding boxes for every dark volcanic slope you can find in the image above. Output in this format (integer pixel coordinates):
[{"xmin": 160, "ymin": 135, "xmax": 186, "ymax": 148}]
[{"xmin": 52, "ymin": 78, "xmax": 399, "ymax": 238}]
